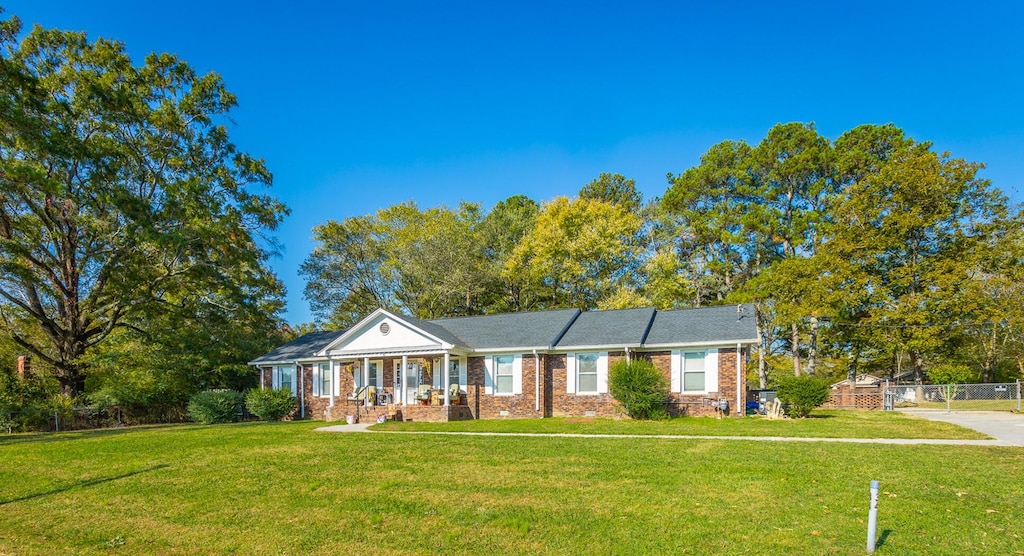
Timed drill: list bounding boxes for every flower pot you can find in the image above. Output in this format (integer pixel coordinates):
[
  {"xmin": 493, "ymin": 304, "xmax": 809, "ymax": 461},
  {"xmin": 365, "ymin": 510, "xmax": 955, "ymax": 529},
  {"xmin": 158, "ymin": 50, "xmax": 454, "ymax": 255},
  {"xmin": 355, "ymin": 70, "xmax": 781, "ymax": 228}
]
[{"xmin": 346, "ymin": 415, "xmax": 356, "ymax": 425}]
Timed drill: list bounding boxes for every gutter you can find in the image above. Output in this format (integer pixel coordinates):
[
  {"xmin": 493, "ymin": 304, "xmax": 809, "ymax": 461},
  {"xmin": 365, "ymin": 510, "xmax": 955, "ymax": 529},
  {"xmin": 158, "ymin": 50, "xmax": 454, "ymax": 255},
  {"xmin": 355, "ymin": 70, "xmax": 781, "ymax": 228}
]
[{"xmin": 533, "ymin": 349, "xmax": 540, "ymax": 412}]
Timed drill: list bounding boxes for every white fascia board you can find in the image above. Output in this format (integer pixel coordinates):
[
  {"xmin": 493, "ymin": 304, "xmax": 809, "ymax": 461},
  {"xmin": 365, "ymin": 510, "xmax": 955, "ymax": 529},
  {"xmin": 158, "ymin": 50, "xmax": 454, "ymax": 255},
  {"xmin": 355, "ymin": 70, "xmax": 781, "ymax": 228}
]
[
  {"xmin": 550, "ymin": 343, "xmax": 643, "ymax": 352},
  {"xmin": 327, "ymin": 347, "xmax": 461, "ymax": 359},
  {"xmin": 248, "ymin": 360, "xmax": 294, "ymax": 366},
  {"xmin": 640, "ymin": 338, "xmax": 760, "ymax": 350},
  {"xmin": 314, "ymin": 308, "xmax": 453, "ymax": 356},
  {"xmin": 469, "ymin": 346, "xmax": 550, "ymax": 354}
]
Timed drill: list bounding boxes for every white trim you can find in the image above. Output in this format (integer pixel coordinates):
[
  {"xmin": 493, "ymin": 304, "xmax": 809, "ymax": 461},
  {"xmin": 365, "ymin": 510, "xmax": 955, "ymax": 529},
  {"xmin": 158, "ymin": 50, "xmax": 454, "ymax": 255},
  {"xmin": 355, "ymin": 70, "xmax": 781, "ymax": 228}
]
[
  {"xmin": 677, "ymin": 349, "xmax": 718, "ymax": 395},
  {"xmin": 512, "ymin": 354, "xmax": 523, "ymax": 395},
  {"xmin": 472, "ymin": 346, "xmax": 550, "ymax": 354},
  {"xmin": 489, "ymin": 354, "xmax": 518, "ymax": 396},
  {"xmin": 554, "ymin": 343, "xmax": 643, "ymax": 351},
  {"xmin": 670, "ymin": 350, "xmax": 681, "ymax": 392},
  {"xmin": 443, "ymin": 352, "xmax": 451, "ymax": 406},
  {"xmin": 642, "ymin": 338, "xmax": 760, "ymax": 350},
  {"xmin": 484, "ymin": 356, "xmax": 494, "ymax": 395},
  {"xmin": 566, "ymin": 353, "xmax": 577, "ymax": 394},
  {"xmin": 316, "ymin": 308, "xmax": 455, "ymax": 356}
]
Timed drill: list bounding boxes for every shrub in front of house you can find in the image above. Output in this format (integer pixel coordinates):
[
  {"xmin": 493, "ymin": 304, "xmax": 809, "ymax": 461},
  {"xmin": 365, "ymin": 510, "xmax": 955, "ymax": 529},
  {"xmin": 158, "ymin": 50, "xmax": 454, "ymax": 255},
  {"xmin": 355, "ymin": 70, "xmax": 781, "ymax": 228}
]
[
  {"xmin": 609, "ymin": 358, "xmax": 669, "ymax": 420},
  {"xmin": 187, "ymin": 389, "xmax": 244, "ymax": 424},
  {"xmin": 245, "ymin": 388, "xmax": 296, "ymax": 421},
  {"xmin": 775, "ymin": 376, "xmax": 830, "ymax": 418}
]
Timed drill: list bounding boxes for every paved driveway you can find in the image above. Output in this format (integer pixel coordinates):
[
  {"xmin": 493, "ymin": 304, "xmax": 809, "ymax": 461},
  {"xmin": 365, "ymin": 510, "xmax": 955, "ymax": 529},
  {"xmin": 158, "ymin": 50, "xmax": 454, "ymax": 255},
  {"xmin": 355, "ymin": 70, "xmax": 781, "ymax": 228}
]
[{"xmin": 897, "ymin": 409, "xmax": 1024, "ymax": 447}]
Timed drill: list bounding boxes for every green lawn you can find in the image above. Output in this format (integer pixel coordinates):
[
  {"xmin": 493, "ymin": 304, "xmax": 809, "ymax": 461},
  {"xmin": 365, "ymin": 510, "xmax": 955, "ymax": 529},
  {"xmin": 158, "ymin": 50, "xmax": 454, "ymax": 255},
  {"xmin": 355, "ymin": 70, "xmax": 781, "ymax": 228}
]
[
  {"xmin": 1, "ymin": 419, "xmax": 1020, "ymax": 555},
  {"xmin": 373, "ymin": 410, "xmax": 991, "ymax": 439}
]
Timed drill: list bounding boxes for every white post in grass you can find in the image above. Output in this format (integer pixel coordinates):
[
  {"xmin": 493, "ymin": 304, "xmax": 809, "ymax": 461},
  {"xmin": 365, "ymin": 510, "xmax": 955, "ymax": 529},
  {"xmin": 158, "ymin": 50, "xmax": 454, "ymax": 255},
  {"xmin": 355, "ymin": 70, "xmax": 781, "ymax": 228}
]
[{"xmin": 867, "ymin": 480, "xmax": 879, "ymax": 553}]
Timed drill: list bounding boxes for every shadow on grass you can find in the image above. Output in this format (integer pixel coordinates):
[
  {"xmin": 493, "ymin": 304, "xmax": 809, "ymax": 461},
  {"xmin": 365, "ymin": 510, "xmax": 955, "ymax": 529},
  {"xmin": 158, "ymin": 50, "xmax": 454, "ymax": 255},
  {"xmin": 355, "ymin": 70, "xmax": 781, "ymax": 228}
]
[
  {"xmin": 876, "ymin": 529, "xmax": 893, "ymax": 549},
  {"xmin": 0, "ymin": 424, "xmax": 200, "ymax": 447},
  {"xmin": 0, "ymin": 464, "xmax": 169, "ymax": 506}
]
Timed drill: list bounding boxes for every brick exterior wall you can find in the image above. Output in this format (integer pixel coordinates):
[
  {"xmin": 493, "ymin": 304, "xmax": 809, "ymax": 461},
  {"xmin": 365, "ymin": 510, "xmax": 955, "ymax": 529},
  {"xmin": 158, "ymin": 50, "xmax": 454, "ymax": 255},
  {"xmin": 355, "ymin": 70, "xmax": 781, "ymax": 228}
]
[
  {"xmin": 644, "ymin": 348, "xmax": 745, "ymax": 418},
  {"xmin": 466, "ymin": 354, "xmax": 545, "ymax": 419},
  {"xmin": 549, "ymin": 352, "xmax": 621, "ymax": 418},
  {"xmin": 261, "ymin": 346, "xmax": 748, "ymax": 421}
]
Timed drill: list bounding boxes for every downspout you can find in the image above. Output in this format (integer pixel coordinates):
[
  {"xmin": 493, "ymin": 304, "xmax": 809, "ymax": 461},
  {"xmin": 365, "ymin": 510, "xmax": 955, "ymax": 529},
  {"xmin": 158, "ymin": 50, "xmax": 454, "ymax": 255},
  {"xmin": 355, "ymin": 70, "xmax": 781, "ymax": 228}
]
[
  {"xmin": 533, "ymin": 349, "xmax": 540, "ymax": 412},
  {"xmin": 735, "ymin": 343, "xmax": 742, "ymax": 418},
  {"xmin": 298, "ymin": 362, "xmax": 305, "ymax": 418}
]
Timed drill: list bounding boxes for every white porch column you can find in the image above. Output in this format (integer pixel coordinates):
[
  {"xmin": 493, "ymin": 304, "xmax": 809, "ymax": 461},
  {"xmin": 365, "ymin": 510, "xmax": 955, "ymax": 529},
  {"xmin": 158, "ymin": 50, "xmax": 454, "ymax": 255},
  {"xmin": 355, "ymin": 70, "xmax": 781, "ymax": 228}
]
[
  {"xmin": 260, "ymin": 367, "xmax": 264, "ymax": 390},
  {"xmin": 401, "ymin": 355, "xmax": 408, "ymax": 405},
  {"xmin": 363, "ymin": 356, "xmax": 370, "ymax": 403},
  {"xmin": 328, "ymin": 357, "xmax": 335, "ymax": 407},
  {"xmin": 443, "ymin": 352, "xmax": 450, "ymax": 406}
]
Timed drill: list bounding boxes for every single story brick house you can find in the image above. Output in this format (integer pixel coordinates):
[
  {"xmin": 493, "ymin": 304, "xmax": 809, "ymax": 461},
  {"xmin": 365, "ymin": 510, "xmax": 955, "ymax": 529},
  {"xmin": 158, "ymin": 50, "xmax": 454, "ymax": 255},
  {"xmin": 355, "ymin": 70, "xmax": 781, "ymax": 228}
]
[{"xmin": 249, "ymin": 304, "xmax": 759, "ymax": 422}]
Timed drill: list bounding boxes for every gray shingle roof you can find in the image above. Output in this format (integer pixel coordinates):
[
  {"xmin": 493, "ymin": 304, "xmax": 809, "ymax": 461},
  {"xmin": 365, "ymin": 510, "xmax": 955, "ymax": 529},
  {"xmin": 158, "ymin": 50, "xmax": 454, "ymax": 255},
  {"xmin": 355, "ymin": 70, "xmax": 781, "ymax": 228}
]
[
  {"xmin": 643, "ymin": 304, "xmax": 758, "ymax": 346},
  {"xmin": 554, "ymin": 307, "xmax": 656, "ymax": 348},
  {"xmin": 249, "ymin": 330, "xmax": 345, "ymax": 364},
  {"xmin": 388, "ymin": 312, "xmax": 471, "ymax": 349},
  {"xmin": 250, "ymin": 305, "xmax": 760, "ymax": 364},
  {"xmin": 428, "ymin": 308, "xmax": 581, "ymax": 349}
]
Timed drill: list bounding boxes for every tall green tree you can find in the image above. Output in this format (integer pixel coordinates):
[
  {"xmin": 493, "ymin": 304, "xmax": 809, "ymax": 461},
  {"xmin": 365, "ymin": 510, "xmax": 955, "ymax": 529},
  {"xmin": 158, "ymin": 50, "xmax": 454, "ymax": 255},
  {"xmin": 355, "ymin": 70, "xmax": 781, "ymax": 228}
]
[
  {"xmin": 504, "ymin": 196, "xmax": 642, "ymax": 310},
  {"xmin": 478, "ymin": 194, "xmax": 540, "ymax": 313},
  {"xmin": 824, "ymin": 139, "xmax": 1006, "ymax": 382},
  {"xmin": 580, "ymin": 173, "xmax": 643, "ymax": 214},
  {"xmin": 0, "ymin": 14, "xmax": 287, "ymax": 395}
]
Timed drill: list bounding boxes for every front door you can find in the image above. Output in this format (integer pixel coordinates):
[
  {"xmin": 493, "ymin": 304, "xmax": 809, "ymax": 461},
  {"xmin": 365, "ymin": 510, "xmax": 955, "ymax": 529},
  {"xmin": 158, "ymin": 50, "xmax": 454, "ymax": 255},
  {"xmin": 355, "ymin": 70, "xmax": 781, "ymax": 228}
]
[{"xmin": 404, "ymin": 361, "xmax": 420, "ymax": 404}]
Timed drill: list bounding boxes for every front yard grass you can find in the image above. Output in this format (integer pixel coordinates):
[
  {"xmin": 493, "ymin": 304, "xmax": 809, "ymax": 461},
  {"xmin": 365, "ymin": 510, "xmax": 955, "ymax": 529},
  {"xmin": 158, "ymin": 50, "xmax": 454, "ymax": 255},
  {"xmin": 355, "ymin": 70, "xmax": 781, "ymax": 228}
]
[
  {"xmin": 1, "ymin": 419, "xmax": 1021, "ymax": 555},
  {"xmin": 373, "ymin": 409, "xmax": 990, "ymax": 439}
]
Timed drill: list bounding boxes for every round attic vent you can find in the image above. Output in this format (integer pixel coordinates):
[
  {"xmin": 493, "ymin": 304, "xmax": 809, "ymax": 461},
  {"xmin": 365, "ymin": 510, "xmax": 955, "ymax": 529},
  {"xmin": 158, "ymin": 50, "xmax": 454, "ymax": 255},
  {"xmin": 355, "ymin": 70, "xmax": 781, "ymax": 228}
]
[{"xmin": 379, "ymin": 322, "xmax": 391, "ymax": 335}]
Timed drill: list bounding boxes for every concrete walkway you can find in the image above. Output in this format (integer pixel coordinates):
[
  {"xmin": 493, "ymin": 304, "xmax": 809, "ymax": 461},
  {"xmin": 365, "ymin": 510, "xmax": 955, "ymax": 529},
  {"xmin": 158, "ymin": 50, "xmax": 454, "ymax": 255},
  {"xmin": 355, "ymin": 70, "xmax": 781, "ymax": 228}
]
[
  {"xmin": 896, "ymin": 409, "xmax": 1024, "ymax": 447},
  {"xmin": 315, "ymin": 418, "xmax": 1022, "ymax": 446}
]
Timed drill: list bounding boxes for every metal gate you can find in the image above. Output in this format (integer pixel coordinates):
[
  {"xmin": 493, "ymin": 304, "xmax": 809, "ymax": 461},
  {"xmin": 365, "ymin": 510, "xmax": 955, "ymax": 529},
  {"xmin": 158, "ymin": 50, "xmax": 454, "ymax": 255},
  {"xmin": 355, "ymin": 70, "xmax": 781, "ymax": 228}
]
[{"xmin": 883, "ymin": 381, "xmax": 1022, "ymax": 412}]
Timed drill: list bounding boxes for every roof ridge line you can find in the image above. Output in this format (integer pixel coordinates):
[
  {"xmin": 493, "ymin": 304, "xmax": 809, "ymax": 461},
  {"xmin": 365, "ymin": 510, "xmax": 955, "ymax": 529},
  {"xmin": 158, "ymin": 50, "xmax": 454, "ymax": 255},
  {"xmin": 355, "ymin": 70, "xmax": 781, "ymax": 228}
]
[{"xmin": 549, "ymin": 308, "xmax": 582, "ymax": 348}]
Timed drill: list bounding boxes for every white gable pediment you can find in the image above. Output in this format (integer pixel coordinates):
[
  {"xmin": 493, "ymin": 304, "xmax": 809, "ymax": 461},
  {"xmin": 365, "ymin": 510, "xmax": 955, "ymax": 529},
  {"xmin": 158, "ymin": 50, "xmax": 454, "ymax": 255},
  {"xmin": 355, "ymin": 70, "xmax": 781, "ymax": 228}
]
[{"xmin": 322, "ymin": 310, "xmax": 446, "ymax": 356}]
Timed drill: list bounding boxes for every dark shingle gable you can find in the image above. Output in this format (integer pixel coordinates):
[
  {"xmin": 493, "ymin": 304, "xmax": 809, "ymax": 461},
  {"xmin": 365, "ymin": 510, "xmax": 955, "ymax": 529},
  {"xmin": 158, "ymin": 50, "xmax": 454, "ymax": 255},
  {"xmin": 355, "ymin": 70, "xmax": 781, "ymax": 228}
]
[
  {"xmin": 554, "ymin": 307, "xmax": 656, "ymax": 348},
  {"xmin": 249, "ymin": 330, "xmax": 345, "ymax": 364},
  {"xmin": 429, "ymin": 308, "xmax": 581, "ymax": 349},
  {"xmin": 643, "ymin": 304, "xmax": 758, "ymax": 346}
]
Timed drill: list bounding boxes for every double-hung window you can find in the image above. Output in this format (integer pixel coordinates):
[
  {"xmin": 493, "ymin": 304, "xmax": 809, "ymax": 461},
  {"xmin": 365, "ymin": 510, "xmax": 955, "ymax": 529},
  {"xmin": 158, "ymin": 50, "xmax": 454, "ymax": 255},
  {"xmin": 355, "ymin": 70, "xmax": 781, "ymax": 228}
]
[
  {"xmin": 683, "ymin": 351, "xmax": 706, "ymax": 392},
  {"xmin": 495, "ymin": 355, "xmax": 514, "ymax": 394},
  {"xmin": 278, "ymin": 366, "xmax": 295, "ymax": 395},
  {"xmin": 319, "ymin": 363, "xmax": 331, "ymax": 397},
  {"xmin": 577, "ymin": 353, "xmax": 599, "ymax": 394}
]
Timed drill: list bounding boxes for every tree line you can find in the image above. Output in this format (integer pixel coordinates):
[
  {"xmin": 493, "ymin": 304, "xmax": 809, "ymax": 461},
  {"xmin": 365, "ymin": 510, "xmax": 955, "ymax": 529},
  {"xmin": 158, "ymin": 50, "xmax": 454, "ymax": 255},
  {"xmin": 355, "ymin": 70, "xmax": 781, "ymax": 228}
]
[
  {"xmin": 303, "ymin": 123, "xmax": 1024, "ymax": 387},
  {"xmin": 0, "ymin": 11, "xmax": 288, "ymax": 422}
]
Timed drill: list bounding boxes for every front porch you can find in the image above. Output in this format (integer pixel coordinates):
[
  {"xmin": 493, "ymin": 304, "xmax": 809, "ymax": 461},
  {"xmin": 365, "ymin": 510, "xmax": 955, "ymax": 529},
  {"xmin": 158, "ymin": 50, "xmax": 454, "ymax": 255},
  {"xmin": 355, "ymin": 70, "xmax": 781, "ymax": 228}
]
[{"xmin": 325, "ymin": 400, "xmax": 474, "ymax": 423}]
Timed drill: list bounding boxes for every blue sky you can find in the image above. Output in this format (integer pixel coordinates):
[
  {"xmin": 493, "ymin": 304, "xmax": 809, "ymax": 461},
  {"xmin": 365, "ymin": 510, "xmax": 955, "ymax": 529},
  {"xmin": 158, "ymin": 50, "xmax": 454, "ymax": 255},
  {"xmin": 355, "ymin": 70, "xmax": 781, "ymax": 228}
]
[{"xmin": 7, "ymin": 1, "xmax": 1024, "ymax": 324}]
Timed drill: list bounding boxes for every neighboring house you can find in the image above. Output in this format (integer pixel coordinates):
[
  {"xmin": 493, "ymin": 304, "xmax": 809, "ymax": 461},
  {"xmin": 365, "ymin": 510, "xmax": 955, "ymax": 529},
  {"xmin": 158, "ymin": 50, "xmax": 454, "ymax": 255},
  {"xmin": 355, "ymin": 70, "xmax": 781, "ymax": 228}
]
[{"xmin": 249, "ymin": 305, "xmax": 759, "ymax": 422}]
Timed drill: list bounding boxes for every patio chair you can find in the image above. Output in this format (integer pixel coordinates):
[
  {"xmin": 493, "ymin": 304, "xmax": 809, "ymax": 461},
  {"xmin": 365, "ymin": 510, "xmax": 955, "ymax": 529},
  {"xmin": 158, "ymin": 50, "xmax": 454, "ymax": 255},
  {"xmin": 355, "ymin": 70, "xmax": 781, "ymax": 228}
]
[
  {"xmin": 448, "ymin": 383, "xmax": 461, "ymax": 403},
  {"xmin": 414, "ymin": 384, "xmax": 431, "ymax": 404}
]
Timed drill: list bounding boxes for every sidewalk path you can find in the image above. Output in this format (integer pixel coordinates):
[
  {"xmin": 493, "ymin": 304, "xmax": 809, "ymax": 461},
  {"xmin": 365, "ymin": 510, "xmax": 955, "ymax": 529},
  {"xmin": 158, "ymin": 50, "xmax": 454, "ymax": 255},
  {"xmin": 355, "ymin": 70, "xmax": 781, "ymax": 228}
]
[{"xmin": 315, "ymin": 421, "xmax": 1020, "ymax": 446}]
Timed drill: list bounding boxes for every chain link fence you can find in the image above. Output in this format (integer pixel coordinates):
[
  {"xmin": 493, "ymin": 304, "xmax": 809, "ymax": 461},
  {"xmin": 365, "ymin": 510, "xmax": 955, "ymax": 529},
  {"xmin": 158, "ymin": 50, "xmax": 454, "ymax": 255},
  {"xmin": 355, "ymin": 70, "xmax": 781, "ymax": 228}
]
[
  {"xmin": 884, "ymin": 381, "xmax": 1022, "ymax": 412},
  {"xmin": 0, "ymin": 406, "xmax": 195, "ymax": 434}
]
